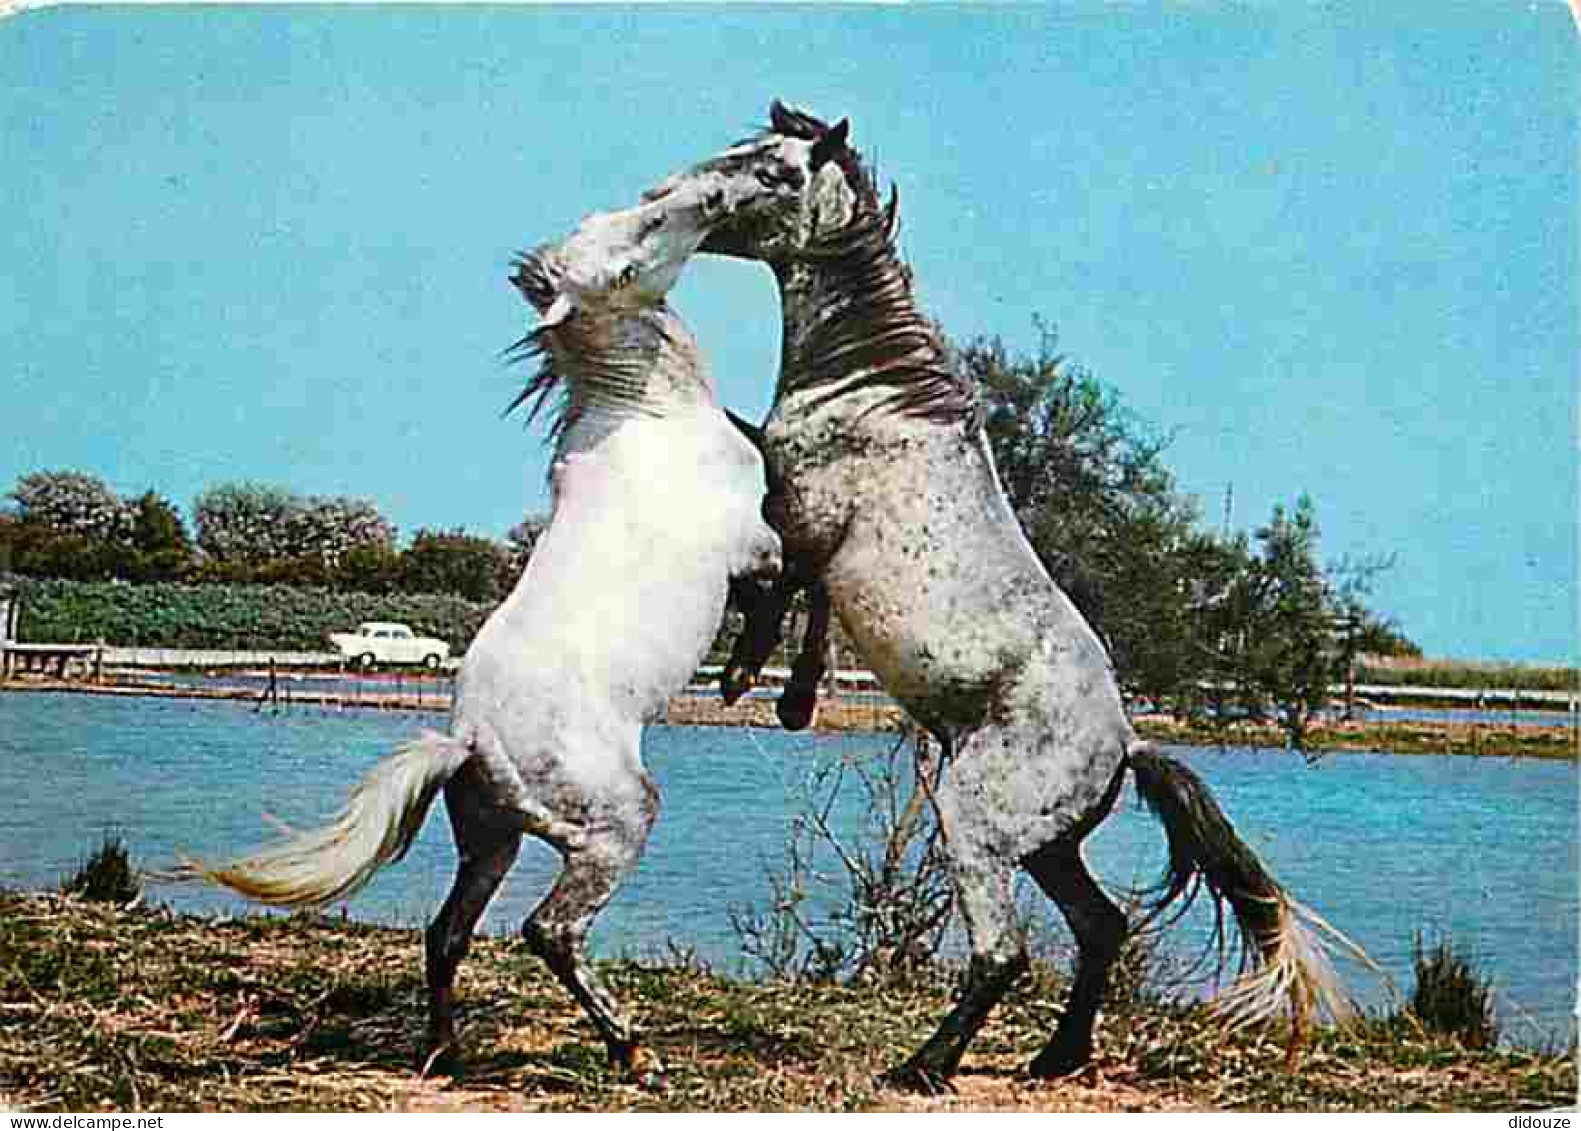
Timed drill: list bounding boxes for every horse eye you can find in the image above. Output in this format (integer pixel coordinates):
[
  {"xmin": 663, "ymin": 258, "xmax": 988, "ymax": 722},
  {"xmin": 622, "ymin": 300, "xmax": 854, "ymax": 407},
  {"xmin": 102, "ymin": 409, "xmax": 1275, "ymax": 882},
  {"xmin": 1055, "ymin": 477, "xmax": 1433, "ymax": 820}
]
[
  {"xmin": 639, "ymin": 214, "xmax": 666, "ymax": 237},
  {"xmin": 758, "ymin": 165, "xmax": 805, "ymax": 192}
]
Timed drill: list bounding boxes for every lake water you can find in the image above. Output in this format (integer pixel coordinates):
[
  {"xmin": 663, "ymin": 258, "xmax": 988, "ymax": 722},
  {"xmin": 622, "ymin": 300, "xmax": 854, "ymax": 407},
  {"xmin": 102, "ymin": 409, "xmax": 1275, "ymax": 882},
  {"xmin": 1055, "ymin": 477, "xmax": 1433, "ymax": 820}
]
[
  {"xmin": 1, "ymin": 690, "xmax": 1574, "ymax": 1048},
  {"xmin": 118, "ymin": 668, "xmax": 1580, "ymax": 729}
]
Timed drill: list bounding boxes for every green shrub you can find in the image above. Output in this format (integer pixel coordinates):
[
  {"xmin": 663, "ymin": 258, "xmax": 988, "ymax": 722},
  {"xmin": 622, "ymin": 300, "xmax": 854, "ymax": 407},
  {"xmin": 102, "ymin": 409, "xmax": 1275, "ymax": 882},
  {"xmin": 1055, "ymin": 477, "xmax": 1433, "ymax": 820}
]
[
  {"xmin": 6, "ymin": 575, "xmax": 493, "ymax": 652},
  {"xmin": 61, "ymin": 835, "xmax": 140, "ymax": 905},
  {"xmin": 1409, "ymin": 932, "xmax": 1498, "ymax": 1049}
]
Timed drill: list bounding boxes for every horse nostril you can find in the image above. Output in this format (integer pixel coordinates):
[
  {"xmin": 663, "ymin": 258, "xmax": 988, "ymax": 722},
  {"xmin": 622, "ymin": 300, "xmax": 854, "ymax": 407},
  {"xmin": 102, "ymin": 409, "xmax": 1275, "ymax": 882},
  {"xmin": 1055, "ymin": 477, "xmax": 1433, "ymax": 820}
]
[{"xmin": 616, "ymin": 264, "xmax": 638, "ymax": 289}]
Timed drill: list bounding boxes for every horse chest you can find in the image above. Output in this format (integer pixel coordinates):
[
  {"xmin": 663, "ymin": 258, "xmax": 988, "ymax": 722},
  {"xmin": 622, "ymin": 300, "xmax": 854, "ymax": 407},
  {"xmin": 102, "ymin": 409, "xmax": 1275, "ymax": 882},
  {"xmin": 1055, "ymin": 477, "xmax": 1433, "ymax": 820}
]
[
  {"xmin": 760, "ymin": 408, "xmax": 908, "ymax": 559},
  {"xmin": 479, "ymin": 417, "xmax": 749, "ymax": 712}
]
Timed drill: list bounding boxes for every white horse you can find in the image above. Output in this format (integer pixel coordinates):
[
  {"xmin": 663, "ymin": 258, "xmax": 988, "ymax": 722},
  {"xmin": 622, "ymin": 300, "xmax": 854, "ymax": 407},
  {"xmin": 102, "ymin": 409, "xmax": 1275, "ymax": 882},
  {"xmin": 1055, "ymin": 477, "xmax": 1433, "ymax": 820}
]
[{"xmin": 183, "ymin": 181, "xmax": 781, "ymax": 1077}]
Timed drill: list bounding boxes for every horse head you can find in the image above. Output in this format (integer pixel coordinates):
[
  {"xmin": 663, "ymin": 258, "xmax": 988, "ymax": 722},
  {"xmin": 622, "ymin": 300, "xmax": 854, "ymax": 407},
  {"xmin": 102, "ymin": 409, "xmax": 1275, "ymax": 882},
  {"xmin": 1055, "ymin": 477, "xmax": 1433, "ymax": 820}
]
[
  {"xmin": 641, "ymin": 101, "xmax": 879, "ymax": 266},
  {"xmin": 511, "ymin": 178, "xmax": 742, "ymax": 327}
]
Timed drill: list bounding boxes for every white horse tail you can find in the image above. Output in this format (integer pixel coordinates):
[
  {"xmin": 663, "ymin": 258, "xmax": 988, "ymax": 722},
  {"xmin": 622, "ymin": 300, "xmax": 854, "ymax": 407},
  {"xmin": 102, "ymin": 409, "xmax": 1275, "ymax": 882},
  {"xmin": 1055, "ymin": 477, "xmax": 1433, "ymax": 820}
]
[
  {"xmin": 1126, "ymin": 740, "xmax": 1375, "ymax": 1033},
  {"xmin": 180, "ymin": 731, "xmax": 472, "ymax": 909}
]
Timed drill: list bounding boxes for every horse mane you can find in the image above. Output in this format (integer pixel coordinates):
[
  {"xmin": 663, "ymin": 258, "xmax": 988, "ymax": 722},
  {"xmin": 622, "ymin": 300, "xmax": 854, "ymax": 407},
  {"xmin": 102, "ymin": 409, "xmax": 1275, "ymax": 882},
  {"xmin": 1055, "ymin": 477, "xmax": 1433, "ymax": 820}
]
[
  {"xmin": 504, "ymin": 247, "xmax": 698, "ymax": 446},
  {"xmin": 502, "ymin": 248, "xmax": 572, "ymax": 439},
  {"xmin": 765, "ymin": 101, "xmax": 979, "ymax": 427}
]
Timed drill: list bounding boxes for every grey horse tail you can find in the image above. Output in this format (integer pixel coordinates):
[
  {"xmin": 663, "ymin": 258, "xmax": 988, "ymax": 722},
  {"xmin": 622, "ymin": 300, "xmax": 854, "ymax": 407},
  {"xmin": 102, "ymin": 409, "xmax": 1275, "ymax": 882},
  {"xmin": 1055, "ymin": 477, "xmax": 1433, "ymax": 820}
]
[
  {"xmin": 1126, "ymin": 739, "xmax": 1367, "ymax": 1030},
  {"xmin": 173, "ymin": 732, "xmax": 473, "ymax": 909}
]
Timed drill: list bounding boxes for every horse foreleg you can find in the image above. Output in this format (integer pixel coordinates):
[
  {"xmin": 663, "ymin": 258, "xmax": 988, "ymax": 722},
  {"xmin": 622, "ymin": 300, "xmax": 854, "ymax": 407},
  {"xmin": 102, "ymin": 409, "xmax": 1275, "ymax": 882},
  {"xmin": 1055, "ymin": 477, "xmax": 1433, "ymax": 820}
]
[
  {"xmin": 521, "ymin": 774, "xmax": 662, "ymax": 1080},
  {"xmin": 719, "ymin": 406, "xmax": 789, "ymax": 706},
  {"xmin": 720, "ymin": 574, "xmax": 801, "ymax": 705},
  {"xmin": 777, "ymin": 581, "xmax": 831, "ymax": 731}
]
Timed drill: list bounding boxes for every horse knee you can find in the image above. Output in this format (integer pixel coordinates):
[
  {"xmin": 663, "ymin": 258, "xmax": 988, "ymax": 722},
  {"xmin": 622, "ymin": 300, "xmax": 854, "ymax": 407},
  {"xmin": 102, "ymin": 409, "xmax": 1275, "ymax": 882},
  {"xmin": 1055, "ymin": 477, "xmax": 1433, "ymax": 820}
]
[
  {"xmin": 521, "ymin": 917, "xmax": 574, "ymax": 968},
  {"xmin": 1024, "ymin": 844, "xmax": 1126, "ymax": 955}
]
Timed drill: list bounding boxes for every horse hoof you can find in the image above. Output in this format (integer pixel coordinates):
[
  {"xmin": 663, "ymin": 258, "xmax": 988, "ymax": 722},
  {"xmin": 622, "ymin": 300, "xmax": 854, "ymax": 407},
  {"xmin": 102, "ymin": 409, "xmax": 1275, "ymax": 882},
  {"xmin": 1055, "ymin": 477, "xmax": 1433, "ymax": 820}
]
[
  {"xmin": 1027, "ymin": 1043, "xmax": 1091, "ymax": 1080},
  {"xmin": 610, "ymin": 1041, "xmax": 667, "ymax": 1088},
  {"xmin": 635, "ymin": 1068, "xmax": 670, "ymax": 1093},
  {"xmin": 880, "ymin": 1059, "xmax": 956, "ymax": 1096},
  {"xmin": 776, "ymin": 694, "xmax": 815, "ymax": 731},
  {"xmin": 417, "ymin": 1038, "xmax": 464, "ymax": 1079}
]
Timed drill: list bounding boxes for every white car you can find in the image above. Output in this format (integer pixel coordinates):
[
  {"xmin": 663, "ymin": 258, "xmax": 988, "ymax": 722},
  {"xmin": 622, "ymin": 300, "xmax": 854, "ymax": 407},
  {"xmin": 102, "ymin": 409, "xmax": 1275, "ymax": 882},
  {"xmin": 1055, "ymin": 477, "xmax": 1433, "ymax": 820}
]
[{"xmin": 328, "ymin": 622, "xmax": 451, "ymax": 670}]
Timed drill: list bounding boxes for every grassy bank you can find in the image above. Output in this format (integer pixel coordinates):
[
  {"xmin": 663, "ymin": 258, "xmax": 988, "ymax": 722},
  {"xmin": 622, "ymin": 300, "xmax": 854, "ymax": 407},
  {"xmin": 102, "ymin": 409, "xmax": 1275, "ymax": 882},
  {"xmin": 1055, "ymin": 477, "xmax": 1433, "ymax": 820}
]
[
  {"xmin": 1358, "ymin": 656, "xmax": 1577, "ymax": 695},
  {"xmin": 0, "ymin": 892, "xmax": 1569, "ymax": 1112},
  {"xmin": 665, "ymin": 695, "xmax": 1577, "ymax": 760},
  {"xmin": 1131, "ymin": 716, "xmax": 1577, "ymax": 761}
]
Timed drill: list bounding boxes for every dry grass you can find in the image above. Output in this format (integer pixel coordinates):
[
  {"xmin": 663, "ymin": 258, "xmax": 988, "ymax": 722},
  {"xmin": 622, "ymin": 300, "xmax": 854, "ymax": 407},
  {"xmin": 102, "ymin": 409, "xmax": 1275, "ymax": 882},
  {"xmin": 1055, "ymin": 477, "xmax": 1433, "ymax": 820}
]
[{"xmin": 0, "ymin": 892, "xmax": 1570, "ymax": 1112}]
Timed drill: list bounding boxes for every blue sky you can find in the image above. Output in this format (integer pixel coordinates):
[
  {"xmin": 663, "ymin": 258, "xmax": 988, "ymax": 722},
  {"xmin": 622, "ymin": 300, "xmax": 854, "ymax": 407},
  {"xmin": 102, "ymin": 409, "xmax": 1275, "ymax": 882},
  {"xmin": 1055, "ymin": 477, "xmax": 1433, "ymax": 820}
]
[{"xmin": 1, "ymin": 4, "xmax": 1575, "ymax": 662}]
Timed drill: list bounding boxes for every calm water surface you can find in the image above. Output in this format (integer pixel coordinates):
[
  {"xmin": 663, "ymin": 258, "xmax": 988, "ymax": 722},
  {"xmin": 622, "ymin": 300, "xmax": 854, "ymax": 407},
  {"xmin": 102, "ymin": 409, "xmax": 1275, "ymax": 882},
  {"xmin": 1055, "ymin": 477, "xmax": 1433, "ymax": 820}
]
[
  {"xmin": 124, "ymin": 669, "xmax": 1581, "ymax": 729},
  {"xmin": 1, "ymin": 691, "xmax": 1574, "ymax": 1047}
]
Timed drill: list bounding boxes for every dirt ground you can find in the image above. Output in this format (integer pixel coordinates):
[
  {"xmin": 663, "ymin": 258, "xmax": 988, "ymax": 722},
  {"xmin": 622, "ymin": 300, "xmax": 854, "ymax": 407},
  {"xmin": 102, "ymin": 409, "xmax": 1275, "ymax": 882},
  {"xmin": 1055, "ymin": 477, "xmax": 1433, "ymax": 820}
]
[{"xmin": 1, "ymin": 893, "xmax": 1571, "ymax": 1113}]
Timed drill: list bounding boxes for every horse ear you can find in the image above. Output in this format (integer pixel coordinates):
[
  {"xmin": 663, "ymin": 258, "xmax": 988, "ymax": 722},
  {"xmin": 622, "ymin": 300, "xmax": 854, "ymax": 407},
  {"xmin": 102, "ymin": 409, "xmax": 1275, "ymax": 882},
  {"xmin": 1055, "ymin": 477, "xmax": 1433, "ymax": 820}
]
[
  {"xmin": 769, "ymin": 99, "xmax": 797, "ymax": 134},
  {"xmin": 810, "ymin": 118, "xmax": 850, "ymax": 170}
]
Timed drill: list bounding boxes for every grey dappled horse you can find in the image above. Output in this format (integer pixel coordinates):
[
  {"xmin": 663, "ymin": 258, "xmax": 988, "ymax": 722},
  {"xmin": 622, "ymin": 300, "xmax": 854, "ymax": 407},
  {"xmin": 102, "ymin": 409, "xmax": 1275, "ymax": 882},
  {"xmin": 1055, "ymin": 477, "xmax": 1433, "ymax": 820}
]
[
  {"xmin": 644, "ymin": 103, "xmax": 1362, "ymax": 1089},
  {"xmin": 184, "ymin": 182, "xmax": 781, "ymax": 1078}
]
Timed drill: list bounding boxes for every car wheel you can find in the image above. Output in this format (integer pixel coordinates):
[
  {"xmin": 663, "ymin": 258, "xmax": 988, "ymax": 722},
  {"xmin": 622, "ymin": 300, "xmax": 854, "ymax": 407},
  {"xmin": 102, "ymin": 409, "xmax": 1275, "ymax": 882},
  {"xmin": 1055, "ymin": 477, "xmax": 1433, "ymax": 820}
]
[
  {"xmin": 357, "ymin": 652, "xmax": 376, "ymax": 671},
  {"xmin": 423, "ymin": 654, "xmax": 442, "ymax": 671}
]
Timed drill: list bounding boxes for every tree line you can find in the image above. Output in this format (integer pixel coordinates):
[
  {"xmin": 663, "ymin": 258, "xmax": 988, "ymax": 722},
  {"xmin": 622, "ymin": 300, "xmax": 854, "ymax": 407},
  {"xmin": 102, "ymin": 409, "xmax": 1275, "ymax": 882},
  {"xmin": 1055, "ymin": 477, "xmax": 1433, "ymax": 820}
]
[
  {"xmin": 965, "ymin": 325, "xmax": 1417, "ymax": 742},
  {"xmin": 1, "ymin": 323, "xmax": 1416, "ymax": 736},
  {"xmin": 0, "ymin": 472, "xmax": 547, "ymax": 606}
]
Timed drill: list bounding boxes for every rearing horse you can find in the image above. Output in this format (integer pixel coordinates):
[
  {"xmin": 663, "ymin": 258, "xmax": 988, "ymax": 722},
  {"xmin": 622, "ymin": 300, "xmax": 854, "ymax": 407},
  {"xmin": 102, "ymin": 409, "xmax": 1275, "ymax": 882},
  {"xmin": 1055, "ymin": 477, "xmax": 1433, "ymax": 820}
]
[
  {"xmin": 181, "ymin": 181, "xmax": 782, "ymax": 1078},
  {"xmin": 642, "ymin": 103, "xmax": 1364, "ymax": 1089}
]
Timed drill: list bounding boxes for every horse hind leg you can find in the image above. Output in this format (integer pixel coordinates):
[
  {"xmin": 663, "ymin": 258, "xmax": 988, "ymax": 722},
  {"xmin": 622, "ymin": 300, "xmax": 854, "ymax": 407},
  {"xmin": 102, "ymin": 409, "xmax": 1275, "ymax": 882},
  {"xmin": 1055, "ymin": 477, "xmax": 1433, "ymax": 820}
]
[
  {"xmin": 521, "ymin": 776, "xmax": 661, "ymax": 1078},
  {"xmin": 887, "ymin": 841, "xmax": 1028, "ymax": 1092},
  {"xmin": 423, "ymin": 783, "xmax": 523, "ymax": 1073},
  {"xmin": 1021, "ymin": 843, "xmax": 1127, "ymax": 1078}
]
